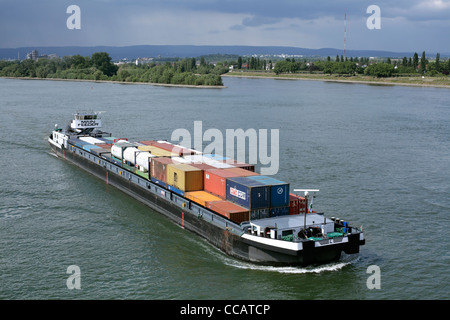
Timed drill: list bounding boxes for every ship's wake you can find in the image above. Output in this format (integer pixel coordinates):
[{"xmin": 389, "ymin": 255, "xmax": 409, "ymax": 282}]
[
  {"xmin": 198, "ymin": 238, "xmax": 359, "ymax": 274},
  {"xmin": 221, "ymin": 255, "xmax": 359, "ymax": 274}
]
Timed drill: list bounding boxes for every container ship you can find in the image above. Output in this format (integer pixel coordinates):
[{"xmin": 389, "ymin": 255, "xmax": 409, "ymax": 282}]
[{"xmin": 48, "ymin": 112, "xmax": 365, "ymax": 266}]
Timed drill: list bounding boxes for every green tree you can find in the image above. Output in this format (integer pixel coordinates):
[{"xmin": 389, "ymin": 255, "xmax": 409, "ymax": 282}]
[
  {"xmin": 402, "ymin": 57, "xmax": 408, "ymax": 67},
  {"xmin": 413, "ymin": 52, "xmax": 419, "ymax": 69},
  {"xmin": 91, "ymin": 52, "xmax": 118, "ymax": 77},
  {"xmin": 435, "ymin": 53, "xmax": 440, "ymax": 72},
  {"xmin": 364, "ymin": 63, "xmax": 395, "ymax": 77},
  {"xmin": 420, "ymin": 51, "xmax": 427, "ymax": 73},
  {"xmin": 237, "ymin": 56, "xmax": 242, "ymax": 69}
]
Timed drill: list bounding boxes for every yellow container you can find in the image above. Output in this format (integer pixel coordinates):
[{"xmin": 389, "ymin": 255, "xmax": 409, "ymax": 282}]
[
  {"xmin": 138, "ymin": 145, "xmax": 177, "ymax": 157},
  {"xmin": 166, "ymin": 163, "xmax": 203, "ymax": 192},
  {"xmin": 185, "ymin": 191, "xmax": 222, "ymax": 207}
]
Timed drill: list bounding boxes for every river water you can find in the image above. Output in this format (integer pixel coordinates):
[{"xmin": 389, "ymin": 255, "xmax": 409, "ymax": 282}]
[{"xmin": 0, "ymin": 77, "xmax": 448, "ymax": 300}]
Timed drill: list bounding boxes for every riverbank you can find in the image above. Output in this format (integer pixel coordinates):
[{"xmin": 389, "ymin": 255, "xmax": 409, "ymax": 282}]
[
  {"xmin": 0, "ymin": 76, "xmax": 226, "ymax": 89},
  {"xmin": 224, "ymin": 71, "xmax": 450, "ymax": 89}
]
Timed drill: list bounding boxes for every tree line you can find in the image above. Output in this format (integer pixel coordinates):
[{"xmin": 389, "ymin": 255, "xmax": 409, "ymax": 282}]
[
  {"xmin": 0, "ymin": 52, "xmax": 225, "ymax": 86},
  {"xmin": 233, "ymin": 52, "xmax": 450, "ymax": 78}
]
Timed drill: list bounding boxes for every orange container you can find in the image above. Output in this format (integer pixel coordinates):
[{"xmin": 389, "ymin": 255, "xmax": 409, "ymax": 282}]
[
  {"xmin": 206, "ymin": 200, "xmax": 250, "ymax": 224},
  {"xmin": 185, "ymin": 191, "xmax": 222, "ymax": 207}
]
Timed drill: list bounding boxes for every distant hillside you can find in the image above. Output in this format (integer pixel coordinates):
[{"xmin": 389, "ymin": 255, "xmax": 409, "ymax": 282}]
[{"xmin": 0, "ymin": 45, "xmax": 446, "ymax": 61}]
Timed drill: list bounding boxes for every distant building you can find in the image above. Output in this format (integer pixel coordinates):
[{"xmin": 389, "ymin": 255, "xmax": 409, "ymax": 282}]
[
  {"xmin": 25, "ymin": 50, "xmax": 58, "ymax": 61},
  {"xmin": 135, "ymin": 57, "xmax": 154, "ymax": 65}
]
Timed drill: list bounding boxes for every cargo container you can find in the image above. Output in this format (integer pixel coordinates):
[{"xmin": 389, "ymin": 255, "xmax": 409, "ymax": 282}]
[
  {"xmin": 68, "ymin": 138, "xmax": 89, "ymax": 148},
  {"xmin": 150, "ymin": 176, "xmax": 166, "ymax": 188},
  {"xmin": 247, "ymin": 175, "xmax": 290, "ymax": 208},
  {"xmin": 187, "ymin": 162, "xmax": 216, "ymax": 171},
  {"xmin": 103, "ymin": 136, "xmax": 117, "ymax": 141},
  {"xmin": 139, "ymin": 140, "xmax": 195, "ymax": 157},
  {"xmin": 166, "ymin": 163, "xmax": 203, "ymax": 192},
  {"xmin": 135, "ymin": 151, "xmax": 156, "ymax": 172},
  {"xmin": 205, "ymin": 200, "xmax": 249, "ymax": 224},
  {"xmin": 150, "ymin": 157, "xmax": 173, "ymax": 183},
  {"xmin": 79, "ymin": 136, "xmax": 105, "ymax": 145},
  {"xmin": 224, "ymin": 167, "xmax": 259, "ymax": 177},
  {"xmin": 203, "ymin": 168, "xmax": 257, "ymax": 199},
  {"xmin": 82, "ymin": 144, "xmax": 99, "ymax": 152},
  {"xmin": 95, "ymin": 143, "xmax": 111, "ymax": 148},
  {"xmin": 123, "ymin": 147, "xmax": 140, "ymax": 165},
  {"xmin": 167, "ymin": 184, "xmax": 185, "ymax": 196},
  {"xmin": 111, "ymin": 141, "xmax": 138, "ymax": 160},
  {"xmin": 226, "ymin": 176, "xmax": 270, "ymax": 210},
  {"xmin": 289, "ymin": 193, "xmax": 306, "ymax": 215},
  {"xmin": 102, "ymin": 153, "xmax": 122, "ymax": 167},
  {"xmin": 207, "ymin": 161, "xmax": 235, "ymax": 169},
  {"xmin": 226, "ymin": 160, "xmax": 255, "ymax": 172},
  {"xmin": 137, "ymin": 145, "xmax": 177, "ymax": 157},
  {"xmin": 269, "ymin": 206, "xmax": 290, "ymax": 217},
  {"xmin": 250, "ymin": 208, "xmax": 270, "ymax": 220},
  {"xmin": 90, "ymin": 148, "xmax": 111, "ymax": 156},
  {"xmin": 204, "ymin": 168, "xmax": 237, "ymax": 199},
  {"xmin": 185, "ymin": 191, "xmax": 222, "ymax": 207}
]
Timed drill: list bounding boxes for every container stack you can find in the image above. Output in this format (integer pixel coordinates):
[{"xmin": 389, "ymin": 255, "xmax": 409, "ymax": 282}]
[
  {"xmin": 289, "ymin": 193, "xmax": 306, "ymax": 215},
  {"xmin": 71, "ymin": 135, "xmax": 302, "ymax": 224},
  {"xmin": 166, "ymin": 163, "xmax": 204, "ymax": 196},
  {"xmin": 224, "ymin": 175, "xmax": 291, "ymax": 220}
]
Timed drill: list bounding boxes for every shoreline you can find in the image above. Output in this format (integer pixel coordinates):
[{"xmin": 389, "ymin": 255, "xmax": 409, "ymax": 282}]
[
  {"xmin": 0, "ymin": 76, "xmax": 226, "ymax": 89},
  {"xmin": 223, "ymin": 72, "xmax": 450, "ymax": 89},
  {"xmin": 3, "ymin": 74, "xmax": 450, "ymax": 89}
]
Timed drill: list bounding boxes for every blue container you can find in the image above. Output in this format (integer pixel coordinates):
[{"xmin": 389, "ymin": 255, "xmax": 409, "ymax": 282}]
[
  {"xmin": 83, "ymin": 144, "xmax": 98, "ymax": 152},
  {"xmin": 269, "ymin": 206, "xmax": 290, "ymax": 217},
  {"xmin": 69, "ymin": 138, "xmax": 89, "ymax": 148},
  {"xmin": 251, "ymin": 208, "xmax": 270, "ymax": 220},
  {"xmin": 226, "ymin": 177, "xmax": 270, "ymax": 209},
  {"xmin": 167, "ymin": 184, "xmax": 184, "ymax": 197},
  {"xmin": 247, "ymin": 175, "xmax": 290, "ymax": 208},
  {"xmin": 151, "ymin": 177, "xmax": 167, "ymax": 188}
]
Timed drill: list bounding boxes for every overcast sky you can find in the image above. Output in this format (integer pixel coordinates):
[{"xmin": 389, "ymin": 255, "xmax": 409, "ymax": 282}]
[{"xmin": 1, "ymin": 0, "xmax": 449, "ymax": 53}]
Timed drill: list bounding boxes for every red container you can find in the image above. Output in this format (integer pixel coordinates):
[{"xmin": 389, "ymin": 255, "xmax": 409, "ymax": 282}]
[
  {"xmin": 223, "ymin": 160, "xmax": 255, "ymax": 172},
  {"xmin": 204, "ymin": 168, "xmax": 260, "ymax": 198},
  {"xmin": 289, "ymin": 193, "xmax": 306, "ymax": 215},
  {"xmin": 138, "ymin": 140, "xmax": 157, "ymax": 145},
  {"xmin": 204, "ymin": 168, "xmax": 238, "ymax": 198},
  {"xmin": 224, "ymin": 167, "xmax": 259, "ymax": 177},
  {"xmin": 205, "ymin": 200, "xmax": 250, "ymax": 224},
  {"xmin": 95, "ymin": 143, "xmax": 111, "ymax": 148},
  {"xmin": 150, "ymin": 157, "xmax": 173, "ymax": 183}
]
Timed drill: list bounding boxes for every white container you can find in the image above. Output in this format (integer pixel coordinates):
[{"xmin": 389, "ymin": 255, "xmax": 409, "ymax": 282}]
[
  {"xmin": 135, "ymin": 152, "xmax": 155, "ymax": 171},
  {"xmin": 123, "ymin": 147, "xmax": 139, "ymax": 164},
  {"xmin": 80, "ymin": 136, "xmax": 104, "ymax": 144},
  {"xmin": 111, "ymin": 144, "xmax": 123, "ymax": 159}
]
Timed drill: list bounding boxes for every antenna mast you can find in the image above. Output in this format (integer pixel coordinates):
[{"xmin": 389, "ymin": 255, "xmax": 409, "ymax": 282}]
[{"xmin": 344, "ymin": 13, "xmax": 347, "ymax": 59}]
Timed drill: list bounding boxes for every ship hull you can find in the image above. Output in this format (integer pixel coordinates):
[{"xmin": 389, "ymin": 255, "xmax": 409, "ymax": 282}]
[{"xmin": 50, "ymin": 143, "xmax": 362, "ymax": 266}]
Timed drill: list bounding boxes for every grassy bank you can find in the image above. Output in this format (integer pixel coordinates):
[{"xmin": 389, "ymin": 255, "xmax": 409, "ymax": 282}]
[{"xmin": 224, "ymin": 71, "xmax": 450, "ymax": 88}]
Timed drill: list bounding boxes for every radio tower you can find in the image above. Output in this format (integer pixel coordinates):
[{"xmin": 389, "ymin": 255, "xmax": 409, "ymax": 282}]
[{"xmin": 344, "ymin": 13, "xmax": 347, "ymax": 59}]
